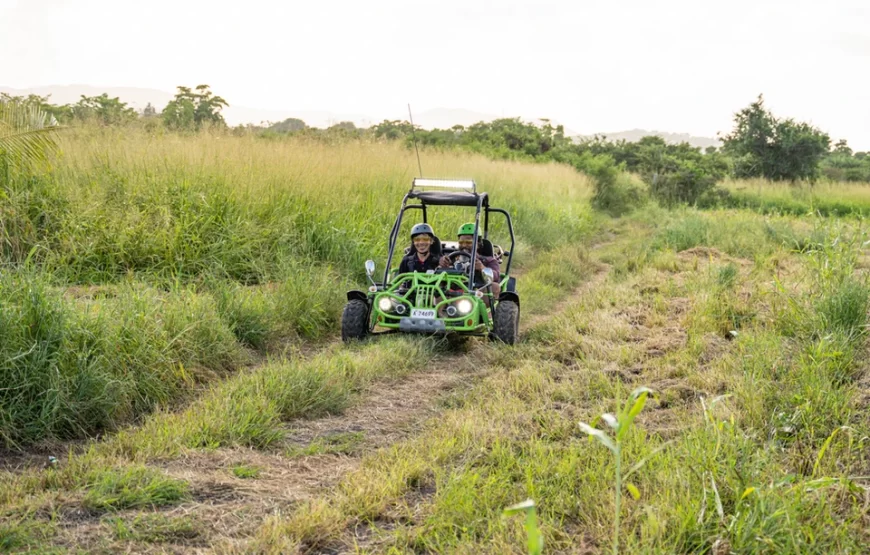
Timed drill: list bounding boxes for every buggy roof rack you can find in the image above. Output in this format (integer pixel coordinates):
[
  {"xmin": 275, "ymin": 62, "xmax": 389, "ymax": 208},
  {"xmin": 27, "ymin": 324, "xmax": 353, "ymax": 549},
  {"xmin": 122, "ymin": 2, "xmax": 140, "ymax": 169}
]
[
  {"xmin": 407, "ymin": 190, "xmax": 487, "ymax": 207},
  {"xmin": 411, "ymin": 178, "xmax": 476, "ymax": 193}
]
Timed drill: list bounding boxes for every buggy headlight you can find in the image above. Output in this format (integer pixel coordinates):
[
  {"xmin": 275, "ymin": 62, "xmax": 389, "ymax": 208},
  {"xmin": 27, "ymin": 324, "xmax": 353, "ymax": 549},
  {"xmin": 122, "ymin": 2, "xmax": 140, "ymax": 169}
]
[
  {"xmin": 456, "ymin": 298, "xmax": 474, "ymax": 316},
  {"xmin": 378, "ymin": 297, "xmax": 394, "ymax": 312}
]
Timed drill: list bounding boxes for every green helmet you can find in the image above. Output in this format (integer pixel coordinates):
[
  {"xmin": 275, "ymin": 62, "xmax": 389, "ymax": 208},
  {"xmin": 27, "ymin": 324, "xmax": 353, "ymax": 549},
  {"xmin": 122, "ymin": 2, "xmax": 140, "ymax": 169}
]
[{"xmin": 457, "ymin": 223, "xmax": 477, "ymax": 237}]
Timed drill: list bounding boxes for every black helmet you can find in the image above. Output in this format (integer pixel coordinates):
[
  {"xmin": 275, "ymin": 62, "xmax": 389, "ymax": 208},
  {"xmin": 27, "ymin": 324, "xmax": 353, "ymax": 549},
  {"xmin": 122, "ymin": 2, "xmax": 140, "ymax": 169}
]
[{"xmin": 410, "ymin": 223, "xmax": 435, "ymax": 239}]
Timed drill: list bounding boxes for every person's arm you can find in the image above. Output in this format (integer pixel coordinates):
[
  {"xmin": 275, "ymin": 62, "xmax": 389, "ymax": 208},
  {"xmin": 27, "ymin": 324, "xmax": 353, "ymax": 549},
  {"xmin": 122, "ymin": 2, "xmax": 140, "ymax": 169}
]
[{"xmin": 485, "ymin": 257, "xmax": 500, "ymax": 275}]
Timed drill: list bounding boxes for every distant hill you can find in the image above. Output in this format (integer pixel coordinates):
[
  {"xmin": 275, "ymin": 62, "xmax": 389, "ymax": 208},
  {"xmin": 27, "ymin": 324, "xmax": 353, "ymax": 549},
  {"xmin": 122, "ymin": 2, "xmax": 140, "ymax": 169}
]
[
  {"xmin": 574, "ymin": 128, "xmax": 720, "ymax": 149},
  {"xmin": 410, "ymin": 108, "xmax": 498, "ymax": 129}
]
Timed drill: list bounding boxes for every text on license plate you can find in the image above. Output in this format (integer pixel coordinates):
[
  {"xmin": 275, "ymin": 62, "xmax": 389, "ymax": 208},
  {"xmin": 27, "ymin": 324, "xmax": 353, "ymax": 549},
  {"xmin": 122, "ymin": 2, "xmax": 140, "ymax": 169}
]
[{"xmin": 411, "ymin": 309, "xmax": 436, "ymax": 319}]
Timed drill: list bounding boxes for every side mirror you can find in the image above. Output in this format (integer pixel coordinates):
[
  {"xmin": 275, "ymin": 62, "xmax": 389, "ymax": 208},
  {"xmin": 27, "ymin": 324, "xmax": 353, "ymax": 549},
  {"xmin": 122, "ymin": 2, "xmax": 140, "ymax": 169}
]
[
  {"xmin": 482, "ymin": 267, "xmax": 494, "ymax": 284},
  {"xmin": 365, "ymin": 260, "xmax": 375, "ymax": 277}
]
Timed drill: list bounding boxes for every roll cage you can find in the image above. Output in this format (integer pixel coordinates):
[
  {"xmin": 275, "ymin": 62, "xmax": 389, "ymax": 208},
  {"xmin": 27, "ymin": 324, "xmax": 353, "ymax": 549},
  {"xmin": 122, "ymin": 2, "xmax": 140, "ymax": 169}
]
[{"xmin": 383, "ymin": 178, "xmax": 516, "ymax": 287}]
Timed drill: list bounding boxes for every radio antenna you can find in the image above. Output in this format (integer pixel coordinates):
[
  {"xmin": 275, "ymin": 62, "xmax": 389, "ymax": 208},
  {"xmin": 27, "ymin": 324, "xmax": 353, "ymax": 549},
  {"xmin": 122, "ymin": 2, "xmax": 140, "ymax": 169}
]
[{"xmin": 408, "ymin": 103, "xmax": 423, "ymax": 177}]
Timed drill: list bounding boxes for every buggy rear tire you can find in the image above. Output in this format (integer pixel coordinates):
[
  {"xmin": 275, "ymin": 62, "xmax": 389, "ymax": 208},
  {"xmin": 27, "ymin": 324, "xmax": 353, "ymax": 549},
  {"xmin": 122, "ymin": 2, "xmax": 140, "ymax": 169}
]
[
  {"xmin": 341, "ymin": 299, "xmax": 370, "ymax": 342},
  {"xmin": 492, "ymin": 300, "xmax": 519, "ymax": 345}
]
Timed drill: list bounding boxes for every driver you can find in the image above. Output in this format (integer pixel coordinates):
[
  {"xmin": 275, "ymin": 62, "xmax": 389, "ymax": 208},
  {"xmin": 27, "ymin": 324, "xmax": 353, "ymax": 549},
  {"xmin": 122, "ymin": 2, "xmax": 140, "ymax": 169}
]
[
  {"xmin": 398, "ymin": 223, "xmax": 441, "ymax": 274},
  {"xmin": 439, "ymin": 223, "xmax": 501, "ymax": 301}
]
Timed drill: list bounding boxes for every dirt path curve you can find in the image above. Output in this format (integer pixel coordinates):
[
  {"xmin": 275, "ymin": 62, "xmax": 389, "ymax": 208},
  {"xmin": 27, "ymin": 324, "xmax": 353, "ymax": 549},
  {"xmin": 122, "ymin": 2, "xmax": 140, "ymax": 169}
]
[
  {"xmin": 153, "ymin": 357, "xmax": 477, "ymax": 552},
  {"xmin": 12, "ymin": 241, "xmax": 620, "ymax": 553},
  {"xmin": 150, "ymin": 261, "xmax": 618, "ymax": 552}
]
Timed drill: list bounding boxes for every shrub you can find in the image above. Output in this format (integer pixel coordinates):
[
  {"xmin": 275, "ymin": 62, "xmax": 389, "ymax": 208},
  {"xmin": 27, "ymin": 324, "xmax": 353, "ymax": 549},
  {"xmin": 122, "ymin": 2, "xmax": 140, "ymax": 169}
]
[{"xmin": 584, "ymin": 154, "xmax": 647, "ymax": 216}]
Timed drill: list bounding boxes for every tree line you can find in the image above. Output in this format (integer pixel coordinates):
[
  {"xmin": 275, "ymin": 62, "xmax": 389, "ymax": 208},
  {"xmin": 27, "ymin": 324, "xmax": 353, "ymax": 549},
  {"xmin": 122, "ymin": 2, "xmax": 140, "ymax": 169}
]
[
  {"xmin": 3, "ymin": 86, "xmax": 869, "ymax": 211},
  {"xmin": 1, "ymin": 85, "xmax": 228, "ymax": 130}
]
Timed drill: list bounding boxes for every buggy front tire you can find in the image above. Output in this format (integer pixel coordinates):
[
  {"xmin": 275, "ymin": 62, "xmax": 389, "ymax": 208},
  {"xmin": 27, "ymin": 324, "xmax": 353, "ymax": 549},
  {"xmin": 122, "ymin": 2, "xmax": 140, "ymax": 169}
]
[
  {"xmin": 492, "ymin": 300, "xmax": 519, "ymax": 345},
  {"xmin": 341, "ymin": 299, "xmax": 370, "ymax": 342}
]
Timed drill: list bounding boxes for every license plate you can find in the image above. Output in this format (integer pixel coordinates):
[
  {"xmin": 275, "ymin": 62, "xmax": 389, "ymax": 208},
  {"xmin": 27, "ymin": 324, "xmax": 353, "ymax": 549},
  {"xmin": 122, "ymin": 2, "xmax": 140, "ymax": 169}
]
[{"xmin": 411, "ymin": 309, "xmax": 436, "ymax": 319}]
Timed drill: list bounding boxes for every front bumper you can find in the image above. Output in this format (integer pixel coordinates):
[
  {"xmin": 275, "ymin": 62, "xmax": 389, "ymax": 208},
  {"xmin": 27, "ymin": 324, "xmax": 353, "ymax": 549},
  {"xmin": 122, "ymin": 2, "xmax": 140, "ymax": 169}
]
[{"xmin": 398, "ymin": 317, "xmax": 448, "ymax": 333}]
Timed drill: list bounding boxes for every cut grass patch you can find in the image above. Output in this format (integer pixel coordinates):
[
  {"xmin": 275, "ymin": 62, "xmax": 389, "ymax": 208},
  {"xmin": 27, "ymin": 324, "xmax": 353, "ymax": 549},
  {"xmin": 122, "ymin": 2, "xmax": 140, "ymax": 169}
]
[
  {"xmin": 83, "ymin": 466, "xmax": 189, "ymax": 511},
  {"xmin": 0, "ymin": 516, "xmax": 55, "ymax": 552},
  {"xmin": 231, "ymin": 464, "xmax": 262, "ymax": 479},
  {"xmin": 108, "ymin": 337, "xmax": 436, "ymax": 459},
  {"xmin": 107, "ymin": 513, "xmax": 201, "ymax": 543},
  {"xmin": 286, "ymin": 431, "xmax": 366, "ymax": 458}
]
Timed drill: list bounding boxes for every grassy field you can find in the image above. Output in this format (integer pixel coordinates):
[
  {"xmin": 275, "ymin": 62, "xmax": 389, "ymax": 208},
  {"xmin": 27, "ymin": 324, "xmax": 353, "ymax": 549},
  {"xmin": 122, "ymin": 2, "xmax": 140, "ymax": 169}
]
[
  {"xmin": 717, "ymin": 178, "xmax": 870, "ymax": 216},
  {"xmin": 0, "ymin": 128, "xmax": 594, "ymax": 448},
  {"xmin": 1, "ymin": 132, "xmax": 869, "ymax": 553},
  {"xmin": 242, "ymin": 208, "xmax": 870, "ymax": 554}
]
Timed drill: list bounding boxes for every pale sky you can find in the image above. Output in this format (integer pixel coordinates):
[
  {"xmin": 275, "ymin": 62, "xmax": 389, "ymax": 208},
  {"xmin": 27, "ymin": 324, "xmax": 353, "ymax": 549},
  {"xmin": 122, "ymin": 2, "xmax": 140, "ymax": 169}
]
[{"xmin": 2, "ymin": 0, "xmax": 869, "ymax": 149}]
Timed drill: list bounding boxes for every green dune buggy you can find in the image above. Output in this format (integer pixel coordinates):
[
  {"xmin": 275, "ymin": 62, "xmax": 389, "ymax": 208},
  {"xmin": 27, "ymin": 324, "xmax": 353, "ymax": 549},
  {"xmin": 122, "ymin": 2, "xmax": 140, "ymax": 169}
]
[{"xmin": 341, "ymin": 178, "xmax": 520, "ymax": 344}]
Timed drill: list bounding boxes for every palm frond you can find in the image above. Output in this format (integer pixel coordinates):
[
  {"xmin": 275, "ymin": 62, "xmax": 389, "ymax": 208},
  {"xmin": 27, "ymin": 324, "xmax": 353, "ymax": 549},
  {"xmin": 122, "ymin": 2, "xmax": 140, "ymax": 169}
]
[{"xmin": 0, "ymin": 101, "xmax": 61, "ymax": 165}]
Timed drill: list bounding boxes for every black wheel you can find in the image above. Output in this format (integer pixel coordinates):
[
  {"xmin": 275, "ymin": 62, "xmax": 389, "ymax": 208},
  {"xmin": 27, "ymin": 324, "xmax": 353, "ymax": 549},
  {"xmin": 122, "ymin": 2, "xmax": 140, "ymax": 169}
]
[
  {"xmin": 341, "ymin": 299, "xmax": 370, "ymax": 342},
  {"xmin": 492, "ymin": 300, "xmax": 519, "ymax": 345}
]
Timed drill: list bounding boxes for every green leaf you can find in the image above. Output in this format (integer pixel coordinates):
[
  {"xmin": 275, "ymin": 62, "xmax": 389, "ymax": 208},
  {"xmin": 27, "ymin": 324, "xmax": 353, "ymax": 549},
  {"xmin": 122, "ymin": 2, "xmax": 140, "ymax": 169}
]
[
  {"xmin": 526, "ymin": 510, "xmax": 543, "ymax": 555},
  {"xmin": 503, "ymin": 499, "xmax": 542, "ymax": 555},
  {"xmin": 503, "ymin": 499, "xmax": 535, "ymax": 515},
  {"xmin": 0, "ymin": 101, "xmax": 61, "ymax": 168},
  {"xmin": 618, "ymin": 389, "xmax": 651, "ymax": 440},
  {"xmin": 803, "ymin": 477, "xmax": 839, "ymax": 491},
  {"xmin": 710, "ymin": 474, "xmax": 724, "ymax": 521},
  {"xmin": 578, "ymin": 422, "xmax": 617, "ymax": 453},
  {"xmin": 630, "ymin": 386, "xmax": 655, "ymax": 400},
  {"xmin": 812, "ymin": 426, "xmax": 852, "ymax": 478},
  {"xmin": 601, "ymin": 413, "xmax": 618, "ymax": 430}
]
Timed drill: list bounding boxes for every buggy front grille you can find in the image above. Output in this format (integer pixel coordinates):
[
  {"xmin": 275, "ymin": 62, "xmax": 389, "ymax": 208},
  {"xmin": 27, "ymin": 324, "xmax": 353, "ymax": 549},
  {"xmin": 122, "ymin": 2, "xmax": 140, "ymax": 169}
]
[{"xmin": 414, "ymin": 284, "xmax": 439, "ymax": 308}]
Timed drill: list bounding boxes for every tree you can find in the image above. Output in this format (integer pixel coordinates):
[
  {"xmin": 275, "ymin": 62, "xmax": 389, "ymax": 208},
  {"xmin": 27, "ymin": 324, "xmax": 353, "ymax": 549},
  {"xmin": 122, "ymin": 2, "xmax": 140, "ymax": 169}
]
[
  {"xmin": 142, "ymin": 102, "xmax": 157, "ymax": 118},
  {"xmin": 0, "ymin": 93, "xmax": 72, "ymax": 123},
  {"xmin": 330, "ymin": 121, "xmax": 357, "ymax": 131},
  {"xmin": 268, "ymin": 118, "xmax": 307, "ymax": 133},
  {"xmin": 721, "ymin": 94, "xmax": 830, "ymax": 181},
  {"xmin": 161, "ymin": 85, "xmax": 228, "ymax": 131},
  {"xmin": 372, "ymin": 119, "xmax": 413, "ymax": 140},
  {"xmin": 832, "ymin": 139, "xmax": 852, "ymax": 157},
  {"xmin": 71, "ymin": 94, "xmax": 137, "ymax": 125},
  {"xmin": 0, "ymin": 97, "xmax": 61, "ymax": 171},
  {"xmin": 628, "ymin": 137, "xmax": 728, "ymax": 205}
]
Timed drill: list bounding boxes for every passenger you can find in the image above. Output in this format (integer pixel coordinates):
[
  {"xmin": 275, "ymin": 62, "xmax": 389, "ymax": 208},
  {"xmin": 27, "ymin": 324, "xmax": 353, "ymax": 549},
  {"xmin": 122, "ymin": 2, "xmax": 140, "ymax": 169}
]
[
  {"xmin": 398, "ymin": 223, "xmax": 441, "ymax": 274},
  {"xmin": 439, "ymin": 223, "xmax": 501, "ymax": 301}
]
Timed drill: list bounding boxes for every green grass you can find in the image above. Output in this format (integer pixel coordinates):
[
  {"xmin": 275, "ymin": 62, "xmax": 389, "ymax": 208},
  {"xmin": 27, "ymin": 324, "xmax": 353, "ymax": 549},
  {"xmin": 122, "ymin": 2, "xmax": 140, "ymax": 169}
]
[
  {"xmin": 246, "ymin": 212, "xmax": 870, "ymax": 553},
  {"xmin": 0, "ymin": 273, "xmax": 243, "ymax": 448},
  {"xmin": 5, "ymin": 127, "xmax": 870, "ymax": 553},
  {"xmin": 0, "ymin": 517, "xmax": 55, "ymax": 552},
  {"xmin": 9, "ymin": 127, "xmax": 593, "ymax": 285},
  {"xmin": 715, "ymin": 178, "xmax": 870, "ymax": 217},
  {"xmin": 231, "ymin": 464, "xmax": 262, "ymax": 479},
  {"xmin": 0, "ymin": 129, "xmax": 595, "ymax": 447},
  {"xmin": 105, "ymin": 337, "xmax": 437, "ymax": 459},
  {"xmin": 82, "ymin": 465, "xmax": 189, "ymax": 511},
  {"xmin": 107, "ymin": 513, "xmax": 201, "ymax": 543},
  {"xmin": 287, "ymin": 431, "xmax": 367, "ymax": 457}
]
